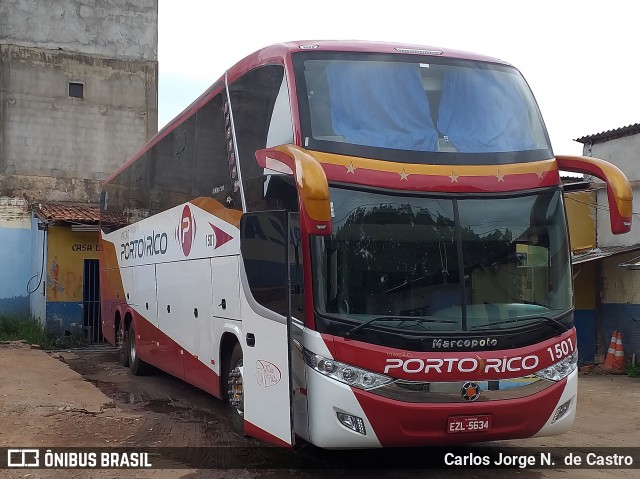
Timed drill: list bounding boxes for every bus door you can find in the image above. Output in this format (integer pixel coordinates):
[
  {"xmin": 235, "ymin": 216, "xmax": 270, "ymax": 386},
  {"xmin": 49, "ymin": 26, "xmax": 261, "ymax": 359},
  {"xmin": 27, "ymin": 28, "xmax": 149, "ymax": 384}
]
[
  {"xmin": 288, "ymin": 213, "xmax": 309, "ymax": 441},
  {"xmin": 239, "ymin": 210, "xmax": 295, "ymax": 447}
]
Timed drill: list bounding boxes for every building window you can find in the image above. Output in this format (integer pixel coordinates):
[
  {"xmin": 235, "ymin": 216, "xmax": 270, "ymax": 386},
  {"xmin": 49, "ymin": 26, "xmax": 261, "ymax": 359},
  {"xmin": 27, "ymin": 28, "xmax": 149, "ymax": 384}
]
[{"xmin": 69, "ymin": 82, "xmax": 84, "ymax": 99}]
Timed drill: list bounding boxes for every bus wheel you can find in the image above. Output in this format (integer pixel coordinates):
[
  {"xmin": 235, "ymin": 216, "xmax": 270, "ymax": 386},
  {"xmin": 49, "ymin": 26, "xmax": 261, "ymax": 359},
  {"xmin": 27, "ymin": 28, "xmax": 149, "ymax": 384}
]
[
  {"xmin": 228, "ymin": 343, "xmax": 245, "ymax": 435},
  {"xmin": 118, "ymin": 328, "xmax": 129, "ymax": 367},
  {"xmin": 128, "ymin": 321, "xmax": 149, "ymax": 376}
]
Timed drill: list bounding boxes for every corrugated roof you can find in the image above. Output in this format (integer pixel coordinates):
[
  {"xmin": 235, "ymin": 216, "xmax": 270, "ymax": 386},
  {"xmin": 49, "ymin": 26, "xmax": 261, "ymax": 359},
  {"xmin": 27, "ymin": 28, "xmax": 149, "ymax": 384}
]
[
  {"xmin": 34, "ymin": 203, "xmax": 123, "ymax": 226},
  {"xmin": 574, "ymin": 123, "xmax": 640, "ymax": 145},
  {"xmin": 572, "ymin": 244, "xmax": 640, "ymax": 265}
]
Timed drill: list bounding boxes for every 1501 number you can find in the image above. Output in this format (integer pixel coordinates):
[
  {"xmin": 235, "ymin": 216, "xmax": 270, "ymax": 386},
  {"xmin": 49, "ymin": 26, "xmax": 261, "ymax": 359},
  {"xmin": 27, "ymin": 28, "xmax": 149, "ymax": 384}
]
[{"xmin": 547, "ymin": 338, "xmax": 574, "ymax": 362}]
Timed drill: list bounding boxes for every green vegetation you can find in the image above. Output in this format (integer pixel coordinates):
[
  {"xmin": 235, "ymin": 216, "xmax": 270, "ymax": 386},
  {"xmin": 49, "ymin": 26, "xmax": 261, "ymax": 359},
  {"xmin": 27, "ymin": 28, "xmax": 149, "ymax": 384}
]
[
  {"xmin": 0, "ymin": 314, "xmax": 85, "ymax": 350},
  {"xmin": 627, "ymin": 361, "xmax": 640, "ymax": 378}
]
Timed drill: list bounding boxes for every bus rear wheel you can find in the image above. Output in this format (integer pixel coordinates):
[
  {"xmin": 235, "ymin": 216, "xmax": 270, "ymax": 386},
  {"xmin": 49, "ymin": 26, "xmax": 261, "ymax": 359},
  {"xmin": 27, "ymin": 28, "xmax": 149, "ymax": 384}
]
[
  {"xmin": 128, "ymin": 321, "xmax": 149, "ymax": 376},
  {"xmin": 227, "ymin": 342, "xmax": 245, "ymax": 435},
  {"xmin": 118, "ymin": 327, "xmax": 130, "ymax": 367}
]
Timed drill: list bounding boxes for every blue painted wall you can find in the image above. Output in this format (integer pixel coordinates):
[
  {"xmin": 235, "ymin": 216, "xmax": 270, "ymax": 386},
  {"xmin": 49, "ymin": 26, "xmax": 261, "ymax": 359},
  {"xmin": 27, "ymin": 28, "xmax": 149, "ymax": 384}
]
[
  {"xmin": 599, "ymin": 303, "xmax": 640, "ymax": 361},
  {"xmin": 46, "ymin": 301, "xmax": 83, "ymax": 334},
  {"xmin": 29, "ymin": 218, "xmax": 47, "ymax": 322},
  {"xmin": 574, "ymin": 310, "xmax": 596, "ymax": 364},
  {"xmin": 0, "ymin": 225, "xmax": 32, "ymax": 316}
]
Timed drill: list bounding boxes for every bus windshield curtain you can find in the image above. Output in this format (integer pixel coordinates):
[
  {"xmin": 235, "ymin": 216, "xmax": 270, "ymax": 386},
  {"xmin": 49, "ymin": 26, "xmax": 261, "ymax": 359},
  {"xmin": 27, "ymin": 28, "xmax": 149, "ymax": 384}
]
[
  {"xmin": 437, "ymin": 68, "xmax": 537, "ymax": 153},
  {"xmin": 326, "ymin": 62, "xmax": 438, "ymax": 151}
]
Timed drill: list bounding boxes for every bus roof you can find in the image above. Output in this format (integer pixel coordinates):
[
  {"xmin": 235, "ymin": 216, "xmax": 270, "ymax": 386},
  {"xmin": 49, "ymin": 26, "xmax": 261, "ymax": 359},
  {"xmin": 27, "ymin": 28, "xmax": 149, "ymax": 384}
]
[
  {"xmin": 105, "ymin": 40, "xmax": 509, "ymax": 184},
  {"xmin": 225, "ymin": 40, "xmax": 508, "ymax": 83},
  {"xmin": 243, "ymin": 40, "xmax": 506, "ymax": 64}
]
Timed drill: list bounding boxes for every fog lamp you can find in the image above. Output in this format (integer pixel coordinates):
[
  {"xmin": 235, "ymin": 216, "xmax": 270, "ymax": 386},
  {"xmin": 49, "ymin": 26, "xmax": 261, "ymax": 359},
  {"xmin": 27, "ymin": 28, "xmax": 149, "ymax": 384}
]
[
  {"xmin": 336, "ymin": 412, "xmax": 366, "ymax": 435},
  {"xmin": 552, "ymin": 399, "xmax": 572, "ymax": 423}
]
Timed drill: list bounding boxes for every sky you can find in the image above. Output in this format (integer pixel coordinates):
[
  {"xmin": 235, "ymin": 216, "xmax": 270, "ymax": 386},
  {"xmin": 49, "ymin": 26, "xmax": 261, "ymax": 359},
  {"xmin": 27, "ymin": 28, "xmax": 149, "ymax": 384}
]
[{"xmin": 158, "ymin": 0, "xmax": 640, "ymax": 157}]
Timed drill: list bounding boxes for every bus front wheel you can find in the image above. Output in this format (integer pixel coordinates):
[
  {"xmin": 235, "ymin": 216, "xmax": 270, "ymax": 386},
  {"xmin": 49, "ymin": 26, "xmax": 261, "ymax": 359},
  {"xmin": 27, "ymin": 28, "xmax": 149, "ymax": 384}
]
[{"xmin": 228, "ymin": 343, "xmax": 245, "ymax": 436}]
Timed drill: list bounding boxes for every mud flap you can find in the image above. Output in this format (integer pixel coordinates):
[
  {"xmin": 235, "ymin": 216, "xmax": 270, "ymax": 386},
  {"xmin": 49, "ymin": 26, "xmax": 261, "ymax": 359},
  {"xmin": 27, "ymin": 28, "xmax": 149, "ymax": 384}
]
[{"xmin": 240, "ymin": 210, "xmax": 294, "ymax": 447}]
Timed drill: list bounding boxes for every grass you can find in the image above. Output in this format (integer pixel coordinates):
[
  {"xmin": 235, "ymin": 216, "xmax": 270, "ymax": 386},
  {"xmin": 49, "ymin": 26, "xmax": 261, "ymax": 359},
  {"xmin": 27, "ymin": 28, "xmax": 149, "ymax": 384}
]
[
  {"xmin": 627, "ymin": 361, "xmax": 640, "ymax": 378},
  {"xmin": 0, "ymin": 314, "xmax": 85, "ymax": 350}
]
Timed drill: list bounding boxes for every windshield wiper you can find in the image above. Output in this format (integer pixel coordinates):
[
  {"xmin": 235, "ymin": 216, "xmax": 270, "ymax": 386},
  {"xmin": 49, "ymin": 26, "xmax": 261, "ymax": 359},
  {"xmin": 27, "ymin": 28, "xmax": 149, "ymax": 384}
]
[
  {"xmin": 471, "ymin": 315, "xmax": 570, "ymax": 333},
  {"xmin": 346, "ymin": 316, "xmax": 458, "ymax": 338}
]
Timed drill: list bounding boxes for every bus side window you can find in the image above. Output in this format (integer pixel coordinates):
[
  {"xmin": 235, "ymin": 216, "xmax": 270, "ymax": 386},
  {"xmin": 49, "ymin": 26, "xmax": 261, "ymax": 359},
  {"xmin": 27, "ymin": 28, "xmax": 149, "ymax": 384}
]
[
  {"xmin": 193, "ymin": 92, "xmax": 239, "ymax": 209},
  {"xmin": 228, "ymin": 65, "xmax": 292, "ymax": 212}
]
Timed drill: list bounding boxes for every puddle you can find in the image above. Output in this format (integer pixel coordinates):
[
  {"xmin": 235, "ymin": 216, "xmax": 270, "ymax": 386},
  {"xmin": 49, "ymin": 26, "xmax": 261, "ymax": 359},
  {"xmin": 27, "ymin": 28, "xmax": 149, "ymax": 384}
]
[
  {"xmin": 112, "ymin": 391, "xmax": 143, "ymax": 405},
  {"xmin": 145, "ymin": 397, "xmax": 180, "ymax": 414},
  {"xmin": 66, "ymin": 349, "xmax": 233, "ymax": 437}
]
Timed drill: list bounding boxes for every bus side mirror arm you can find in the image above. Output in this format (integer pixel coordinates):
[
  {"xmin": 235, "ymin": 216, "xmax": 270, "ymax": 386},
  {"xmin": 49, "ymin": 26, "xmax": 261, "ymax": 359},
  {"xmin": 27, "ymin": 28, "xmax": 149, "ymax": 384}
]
[
  {"xmin": 255, "ymin": 145, "xmax": 332, "ymax": 236},
  {"xmin": 556, "ymin": 155, "xmax": 633, "ymax": 235}
]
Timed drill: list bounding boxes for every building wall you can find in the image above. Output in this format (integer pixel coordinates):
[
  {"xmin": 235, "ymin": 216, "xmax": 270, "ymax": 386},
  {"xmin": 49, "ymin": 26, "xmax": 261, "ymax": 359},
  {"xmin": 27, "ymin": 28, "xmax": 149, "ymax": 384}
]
[
  {"xmin": 45, "ymin": 226, "xmax": 100, "ymax": 332},
  {"xmin": 0, "ymin": 44, "xmax": 157, "ymax": 202},
  {"xmin": 573, "ymin": 261, "xmax": 597, "ymax": 363},
  {"xmin": 600, "ymin": 250, "xmax": 640, "ymax": 360},
  {"xmin": 0, "ymin": 197, "xmax": 31, "ymax": 315},
  {"xmin": 565, "ymin": 190, "xmax": 596, "ymax": 252},
  {"xmin": 0, "ymin": 0, "xmax": 158, "ymax": 204},
  {"xmin": 582, "ymin": 135, "xmax": 640, "ymax": 247},
  {"xmin": 595, "ymin": 187, "xmax": 640, "ymax": 247},
  {"xmin": 584, "ymin": 134, "xmax": 640, "ymax": 182},
  {"xmin": 0, "ymin": 0, "xmax": 157, "ymax": 61},
  {"xmin": 29, "ymin": 217, "xmax": 47, "ymax": 323},
  {"xmin": 565, "ymin": 190, "xmax": 598, "ymax": 363},
  {"xmin": 580, "ymin": 134, "xmax": 640, "ymax": 361}
]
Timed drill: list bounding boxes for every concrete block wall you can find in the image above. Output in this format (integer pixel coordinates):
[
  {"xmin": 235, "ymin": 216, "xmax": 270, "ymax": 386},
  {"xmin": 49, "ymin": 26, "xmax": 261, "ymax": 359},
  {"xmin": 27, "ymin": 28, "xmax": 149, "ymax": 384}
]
[
  {"xmin": 1, "ymin": 45, "xmax": 156, "ymax": 169},
  {"xmin": 0, "ymin": 0, "xmax": 158, "ymax": 204},
  {"xmin": 0, "ymin": 0, "xmax": 157, "ymax": 61}
]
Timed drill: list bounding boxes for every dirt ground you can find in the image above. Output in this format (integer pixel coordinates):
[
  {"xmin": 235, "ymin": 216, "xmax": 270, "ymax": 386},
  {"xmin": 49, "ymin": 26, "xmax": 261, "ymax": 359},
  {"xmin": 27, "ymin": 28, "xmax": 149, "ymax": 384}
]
[{"xmin": 1, "ymin": 341, "xmax": 639, "ymax": 479}]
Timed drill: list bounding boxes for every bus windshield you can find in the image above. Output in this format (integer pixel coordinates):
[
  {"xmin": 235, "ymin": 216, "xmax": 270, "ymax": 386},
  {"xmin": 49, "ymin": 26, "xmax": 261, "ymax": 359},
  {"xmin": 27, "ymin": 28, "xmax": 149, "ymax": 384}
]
[
  {"xmin": 311, "ymin": 187, "xmax": 572, "ymax": 334},
  {"xmin": 294, "ymin": 53, "xmax": 552, "ymax": 165}
]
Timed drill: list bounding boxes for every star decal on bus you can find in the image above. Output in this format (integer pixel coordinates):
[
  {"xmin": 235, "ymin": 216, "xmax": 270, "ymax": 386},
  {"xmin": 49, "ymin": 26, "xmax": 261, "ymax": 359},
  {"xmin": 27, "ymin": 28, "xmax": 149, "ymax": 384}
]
[
  {"xmin": 345, "ymin": 162, "xmax": 356, "ymax": 174},
  {"xmin": 449, "ymin": 171, "xmax": 460, "ymax": 183},
  {"xmin": 496, "ymin": 170, "xmax": 505, "ymax": 182},
  {"xmin": 536, "ymin": 168, "xmax": 545, "ymax": 179},
  {"xmin": 399, "ymin": 169, "xmax": 409, "ymax": 181}
]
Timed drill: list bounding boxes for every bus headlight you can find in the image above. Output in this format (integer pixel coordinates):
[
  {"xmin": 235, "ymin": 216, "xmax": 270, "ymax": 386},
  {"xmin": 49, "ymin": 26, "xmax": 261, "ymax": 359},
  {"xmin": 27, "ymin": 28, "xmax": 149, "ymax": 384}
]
[
  {"xmin": 534, "ymin": 350, "xmax": 578, "ymax": 381},
  {"xmin": 303, "ymin": 348, "xmax": 393, "ymax": 390}
]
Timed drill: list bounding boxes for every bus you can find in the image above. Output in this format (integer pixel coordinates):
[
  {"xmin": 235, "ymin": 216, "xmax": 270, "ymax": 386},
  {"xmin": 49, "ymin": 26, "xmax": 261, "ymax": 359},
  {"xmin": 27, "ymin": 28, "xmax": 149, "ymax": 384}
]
[{"xmin": 99, "ymin": 40, "xmax": 632, "ymax": 448}]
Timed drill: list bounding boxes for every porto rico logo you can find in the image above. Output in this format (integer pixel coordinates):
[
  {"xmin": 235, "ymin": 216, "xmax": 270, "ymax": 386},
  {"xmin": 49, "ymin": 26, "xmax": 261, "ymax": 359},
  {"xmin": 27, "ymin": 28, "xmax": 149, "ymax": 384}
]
[{"xmin": 175, "ymin": 205, "xmax": 197, "ymax": 257}]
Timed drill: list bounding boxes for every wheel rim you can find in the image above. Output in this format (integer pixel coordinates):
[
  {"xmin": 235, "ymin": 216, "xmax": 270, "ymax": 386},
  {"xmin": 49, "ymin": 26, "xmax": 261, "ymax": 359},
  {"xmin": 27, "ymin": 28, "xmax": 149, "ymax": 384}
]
[
  {"xmin": 228, "ymin": 361, "xmax": 244, "ymax": 416},
  {"xmin": 130, "ymin": 332, "xmax": 136, "ymax": 362}
]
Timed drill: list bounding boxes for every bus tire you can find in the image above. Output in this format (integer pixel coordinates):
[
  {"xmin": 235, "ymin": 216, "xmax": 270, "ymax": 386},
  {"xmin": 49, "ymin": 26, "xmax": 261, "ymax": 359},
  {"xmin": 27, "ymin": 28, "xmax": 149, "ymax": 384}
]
[
  {"xmin": 128, "ymin": 321, "xmax": 149, "ymax": 376},
  {"xmin": 118, "ymin": 327, "xmax": 130, "ymax": 367},
  {"xmin": 227, "ymin": 342, "xmax": 245, "ymax": 436}
]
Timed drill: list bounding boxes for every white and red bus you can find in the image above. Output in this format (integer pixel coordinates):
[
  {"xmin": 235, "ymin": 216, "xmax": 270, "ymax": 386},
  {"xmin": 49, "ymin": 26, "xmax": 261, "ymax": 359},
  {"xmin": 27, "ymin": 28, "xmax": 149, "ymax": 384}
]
[{"xmin": 100, "ymin": 41, "xmax": 632, "ymax": 448}]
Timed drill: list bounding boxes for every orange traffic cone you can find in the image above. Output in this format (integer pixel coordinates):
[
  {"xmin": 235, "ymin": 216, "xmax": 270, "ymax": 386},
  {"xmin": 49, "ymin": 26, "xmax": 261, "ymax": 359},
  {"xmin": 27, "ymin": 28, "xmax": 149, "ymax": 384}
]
[
  {"xmin": 613, "ymin": 332, "xmax": 626, "ymax": 373},
  {"xmin": 602, "ymin": 330, "xmax": 618, "ymax": 371}
]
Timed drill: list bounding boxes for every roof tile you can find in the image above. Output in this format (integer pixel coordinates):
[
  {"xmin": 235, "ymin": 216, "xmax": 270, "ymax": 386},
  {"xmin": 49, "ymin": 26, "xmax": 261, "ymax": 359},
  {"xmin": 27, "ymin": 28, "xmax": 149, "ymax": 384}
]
[{"xmin": 35, "ymin": 204, "xmax": 123, "ymax": 225}]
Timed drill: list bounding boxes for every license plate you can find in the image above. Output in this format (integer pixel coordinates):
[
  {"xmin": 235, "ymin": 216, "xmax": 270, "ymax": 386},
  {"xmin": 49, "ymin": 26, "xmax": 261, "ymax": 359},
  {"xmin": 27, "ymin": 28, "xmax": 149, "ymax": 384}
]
[{"xmin": 447, "ymin": 415, "xmax": 491, "ymax": 433}]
